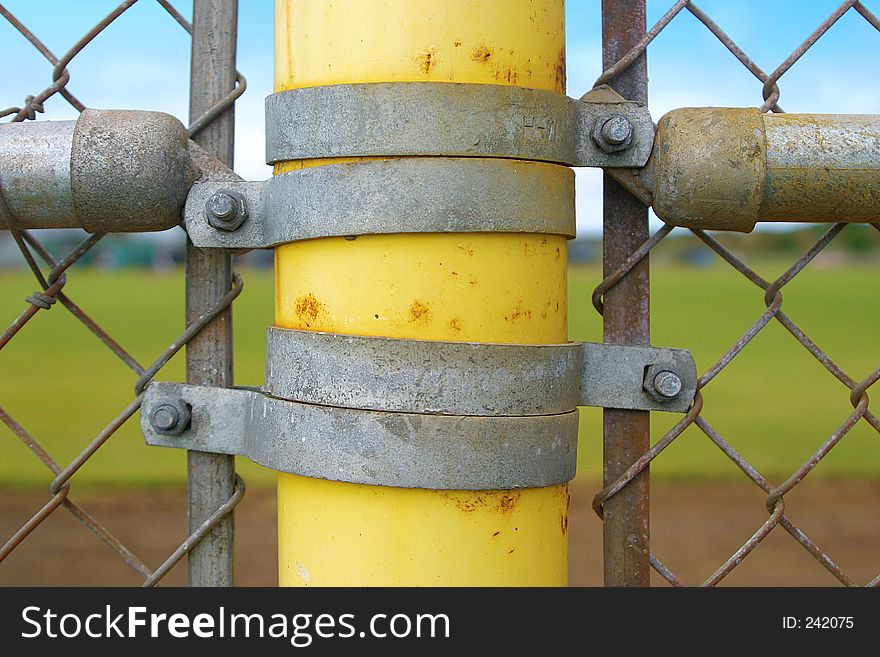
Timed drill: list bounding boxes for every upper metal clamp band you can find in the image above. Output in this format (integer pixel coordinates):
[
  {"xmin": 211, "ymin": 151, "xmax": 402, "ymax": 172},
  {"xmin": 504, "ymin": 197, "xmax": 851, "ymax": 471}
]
[
  {"xmin": 142, "ymin": 382, "xmax": 578, "ymax": 490},
  {"xmin": 184, "ymin": 157, "xmax": 575, "ymax": 248},
  {"xmin": 265, "ymin": 82, "xmax": 654, "ymax": 168},
  {"xmin": 265, "ymin": 328, "xmax": 581, "ymax": 416},
  {"xmin": 265, "ymin": 328, "xmax": 698, "ymax": 415}
]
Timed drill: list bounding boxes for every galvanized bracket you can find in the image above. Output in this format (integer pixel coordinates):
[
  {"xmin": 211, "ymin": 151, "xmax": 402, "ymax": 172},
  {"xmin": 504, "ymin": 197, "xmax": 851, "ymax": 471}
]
[
  {"xmin": 579, "ymin": 342, "xmax": 696, "ymax": 412},
  {"xmin": 142, "ymin": 333, "xmax": 695, "ymax": 489},
  {"xmin": 184, "ymin": 157, "xmax": 575, "ymax": 249},
  {"xmin": 142, "ymin": 382, "xmax": 579, "ymax": 490},
  {"xmin": 173, "ymin": 83, "xmax": 654, "ymax": 249},
  {"xmin": 265, "ymin": 82, "xmax": 654, "ymax": 168},
  {"xmin": 265, "ymin": 328, "xmax": 698, "ymax": 415}
]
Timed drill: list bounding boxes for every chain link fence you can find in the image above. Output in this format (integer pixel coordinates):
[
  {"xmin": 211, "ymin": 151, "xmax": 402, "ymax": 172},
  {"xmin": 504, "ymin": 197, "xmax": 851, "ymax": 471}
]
[
  {"xmin": 0, "ymin": 0, "xmax": 878, "ymax": 587},
  {"xmin": 593, "ymin": 0, "xmax": 880, "ymax": 586},
  {"xmin": 0, "ymin": 0, "xmax": 244, "ymax": 586}
]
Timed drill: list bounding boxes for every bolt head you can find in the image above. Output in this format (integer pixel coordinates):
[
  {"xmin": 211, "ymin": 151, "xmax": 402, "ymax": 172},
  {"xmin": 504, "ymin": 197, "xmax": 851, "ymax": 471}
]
[
  {"xmin": 207, "ymin": 193, "xmax": 236, "ymax": 220},
  {"xmin": 151, "ymin": 404, "xmax": 178, "ymax": 430},
  {"xmin": 205, "ymin": 189, "xmax": 248, "ymax": 232},
  {"xmin": 149, "ymin": 400, "xmax": 191, "ymax": 436},
  {"xmin": 653, "ymin": 371, "xmax": 683, "ymax": 399},
  {"xmin": 592, "ymin": 113, "xmax": 635, "ymax": 153},
  {"xmin": 602, "ymin": 115, "xmax": 634, "ymax": 145},
  {"xmin": 643, "ymin": 365, "xmax": 686, "ymax": 403}
]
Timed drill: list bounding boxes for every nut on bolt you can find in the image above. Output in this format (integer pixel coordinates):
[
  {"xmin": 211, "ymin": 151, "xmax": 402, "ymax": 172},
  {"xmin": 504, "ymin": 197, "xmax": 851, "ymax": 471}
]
[
  {"xmin": 149, "ymin": 399, "xmax": 191, "ymax": 436},
  {"xmin": 592, "ymin": 114, "xmax": 634, "ymax": 153},
  {"xmin": 205, "ymin": 189, "xmax": 248, "ymax": 231},
  {"xmin": 643, "ymin": 365, "xmax": 683, "ymax": 402}
]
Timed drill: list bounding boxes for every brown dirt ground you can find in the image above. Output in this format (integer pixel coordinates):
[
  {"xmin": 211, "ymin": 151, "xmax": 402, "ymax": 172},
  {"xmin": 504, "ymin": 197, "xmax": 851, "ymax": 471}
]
[{"xmin": 1, "ymin": 480, "xmax": 878, "ymax": 586}]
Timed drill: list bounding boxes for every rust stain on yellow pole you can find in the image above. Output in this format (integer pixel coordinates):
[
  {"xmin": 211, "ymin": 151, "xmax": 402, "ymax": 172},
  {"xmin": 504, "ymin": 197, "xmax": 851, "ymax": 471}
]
[{"xmin": 275, "ymin": 0, "xmax": 572, "ymax": 586}]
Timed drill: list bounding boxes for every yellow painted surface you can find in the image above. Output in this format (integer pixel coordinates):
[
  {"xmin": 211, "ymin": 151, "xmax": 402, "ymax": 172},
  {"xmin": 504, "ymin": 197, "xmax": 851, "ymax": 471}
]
[
  {"xmin": 275, "ymin": 232, "xmax": 568, "ymax": 343},
  {"xmin": 274, "ymin": 0, "xmax": 566, "ymax": 93},
  {"xmin": 279, "ymin": 476, "xmax": 569, "ymax": 586},
  {"xmin": 275, "ymin": 0, "xmax": 571, "ymax": 586}
]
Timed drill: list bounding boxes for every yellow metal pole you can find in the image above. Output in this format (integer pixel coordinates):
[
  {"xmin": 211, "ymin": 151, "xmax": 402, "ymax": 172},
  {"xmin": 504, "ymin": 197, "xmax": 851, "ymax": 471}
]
[{"xmin": 275, "ymin": 0, "xmax": 571, "ymax": 586}]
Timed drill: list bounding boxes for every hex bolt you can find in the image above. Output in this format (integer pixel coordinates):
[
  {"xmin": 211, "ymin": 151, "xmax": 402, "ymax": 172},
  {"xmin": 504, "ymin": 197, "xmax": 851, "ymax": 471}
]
[
  {"xmin": 602, "ymin": 115, "xmax": 633, "ymax": 145},
  {"xmin": 642, "ymin": 364, "xmax": 685, "ymax": 403},
  {"xmin": 149, "ymin": 400, "xmax": 191, "ymax": 436},
  {"xmin": 592, "ymin": 114, "xmax": 634, "ymax": 153},
  {"xmin": 208, "ymin": 193, "xmax": 236, "ymax": 220},
  {"xmin": 205, "ymin": 189, "xmax": 248, "ymax": 232},
  {"xmin": 652, "ymin": 371, "xmax": 683, "ymax": 399}
]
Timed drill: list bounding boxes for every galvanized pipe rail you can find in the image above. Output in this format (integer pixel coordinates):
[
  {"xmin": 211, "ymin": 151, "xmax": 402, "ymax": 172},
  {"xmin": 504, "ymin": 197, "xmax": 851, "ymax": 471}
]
[{"xmin": 4, "ymin": 104, "xmax": 879, "ymax": 238}]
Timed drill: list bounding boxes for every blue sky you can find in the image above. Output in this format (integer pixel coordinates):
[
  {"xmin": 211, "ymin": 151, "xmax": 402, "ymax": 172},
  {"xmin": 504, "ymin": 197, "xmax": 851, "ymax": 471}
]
[{"xmin": 1, "ymin": 0, "xmax": 878, "ymax": 233}]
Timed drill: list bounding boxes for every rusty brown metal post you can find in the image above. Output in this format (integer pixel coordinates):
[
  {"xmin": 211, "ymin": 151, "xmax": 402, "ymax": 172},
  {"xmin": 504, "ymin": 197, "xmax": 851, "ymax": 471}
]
[
  {"xmin": 601, "ymin": 0, "xmax": 651, "ymax": 587},
  {"xmin": 186, "ymin": 0, "xmax": 237, "ymax": 587}
]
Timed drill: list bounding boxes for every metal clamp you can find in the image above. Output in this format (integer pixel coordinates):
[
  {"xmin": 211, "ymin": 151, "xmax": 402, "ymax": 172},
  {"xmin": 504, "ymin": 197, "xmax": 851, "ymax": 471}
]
[
  {"xmin": 184, "ymin": 157, "xmax": 575, "ymax": 249},
  {"xmin": 142, "ymin": 382, "xmax": 578, "ymax": 490},
  {"xmin": 265, "ymin": 328, "xmax": 581, "ymax": 416},
  {"xmin": 182, "ymin": 84, "xmax": 653, "ymax": 249},
  {"xmin": 580, "ymin": 343, "xmax": 696, "ymax": 412},
  {"xmin": 265, "ymin": 328, "xmax": 698, "ymax": 415},
  {"xmin": 265, "ymin": 82, "xmax": 654, "ymax": 168},
  {"xmin": 142, "ymin": 334, "xmax": 695, "ymax": 489},
  {"xmin": 0, "ymin": 109, "xmax": 195, "ymax": 233}
]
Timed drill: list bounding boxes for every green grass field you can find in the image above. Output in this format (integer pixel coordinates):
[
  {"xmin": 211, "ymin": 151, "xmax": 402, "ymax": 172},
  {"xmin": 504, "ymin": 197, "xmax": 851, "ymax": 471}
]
[{"xmin": 1, "ymin": 257, "xmax": 878, "ymax": 488}]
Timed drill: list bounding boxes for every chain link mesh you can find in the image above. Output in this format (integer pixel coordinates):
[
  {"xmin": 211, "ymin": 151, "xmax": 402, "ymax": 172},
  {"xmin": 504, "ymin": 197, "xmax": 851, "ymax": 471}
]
[
  {"xmin": 0, "ymin": 0, "xmax": 245, "ymax": 586},
  {"xmin": 593, "ymin": 0, "xmax": 880, "ymax": 587}
]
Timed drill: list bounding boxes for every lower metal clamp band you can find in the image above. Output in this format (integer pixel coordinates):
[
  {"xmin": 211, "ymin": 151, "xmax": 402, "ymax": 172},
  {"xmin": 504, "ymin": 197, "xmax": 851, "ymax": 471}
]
[
  {"xmin": 142, "ymin": 334, "xmax": 696, "ymax": 488},
  {"xmin": 142, "ymin": 382, "xmax": 578, "ymax": 490}
]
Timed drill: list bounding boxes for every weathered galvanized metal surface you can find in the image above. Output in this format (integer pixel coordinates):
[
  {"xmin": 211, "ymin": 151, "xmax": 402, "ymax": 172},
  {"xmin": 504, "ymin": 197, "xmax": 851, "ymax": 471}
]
[
  {"xmin": 652, "ymin": 107, "xmax": 880, "ymax": 232},
  {"xmin": 185, "ymin": 157, "xmax": 576, "ymax": 248},
  {"xmin": 0, "ymin": 109, "xmax": 194, "ymax": 232},
  {"xmin": 580, "ymin": 342, "xmax": 696, "ymax": 413},
  {"xmin": 265, "ymin": 81, "xmax": 654, "ymax": 168},
  {"xmin": 8, "ymin": 101, "xmax": 877, "ymax": 242},
  {"xmin": 71, "ymin": 109, "xmax": 194, "ymax": 233},
  {"xmin": 651, "ymin": 108, "xmax": 765, "ymax": 233},
  {"xmin": 265, "ymin": 328, "xmax": 581, "ymax": 416},
  {"xmin": 0, "ymin": 120, "xmax": 75, "ymax": 228},
  {"xmin": 762, "ymin": 112, "xmax": 880, "ymax": 223},
  {"xmin": 264, "ymin": 327, "xmax": 697, "ymax": 415},
  {"xmin": 143, "ymin": 382, "xmax": 579, "ymax": 490},
  {"xmin": 3, "ymin": 0, "xmax": 878, "ymax": 591}
]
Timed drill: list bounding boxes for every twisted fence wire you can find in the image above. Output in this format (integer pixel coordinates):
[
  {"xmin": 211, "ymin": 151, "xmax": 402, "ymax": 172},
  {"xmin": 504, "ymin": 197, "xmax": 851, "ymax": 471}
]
[
  {"xmin": 0, "ymin": 0, "xmax": 245, "ymax": 586},
  {"xmin": 592, "ymin": 0, "xmax": 880, "ymax": 586}
]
